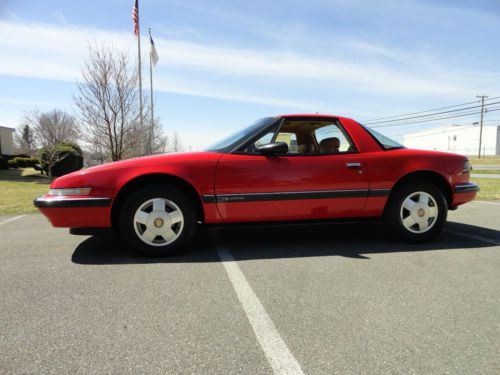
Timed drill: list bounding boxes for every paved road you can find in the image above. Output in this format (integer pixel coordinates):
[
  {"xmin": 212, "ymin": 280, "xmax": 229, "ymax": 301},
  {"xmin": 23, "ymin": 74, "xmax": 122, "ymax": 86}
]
[{"xmin": 0, "ymin": 202, "xmax": 499, "ymax": 374}]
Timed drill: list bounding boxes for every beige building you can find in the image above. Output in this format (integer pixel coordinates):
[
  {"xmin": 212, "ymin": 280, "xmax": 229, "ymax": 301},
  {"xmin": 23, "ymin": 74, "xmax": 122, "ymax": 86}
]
[{"xmin": 0, "ymin": 125, "xmax": 15, "ymax": 156}]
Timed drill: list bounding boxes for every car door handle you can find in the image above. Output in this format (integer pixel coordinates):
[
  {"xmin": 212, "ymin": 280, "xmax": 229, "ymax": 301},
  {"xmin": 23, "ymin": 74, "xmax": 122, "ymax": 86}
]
[{"xmin": 346, "ymin": 162, "xmax": 362, "ymax": 168}]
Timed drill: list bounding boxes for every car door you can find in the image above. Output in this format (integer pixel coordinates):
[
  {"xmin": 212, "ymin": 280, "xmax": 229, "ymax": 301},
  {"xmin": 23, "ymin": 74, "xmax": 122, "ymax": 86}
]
[{"xmin": 213, "ymin": 118, "xmax": 369, "ymax": 222}]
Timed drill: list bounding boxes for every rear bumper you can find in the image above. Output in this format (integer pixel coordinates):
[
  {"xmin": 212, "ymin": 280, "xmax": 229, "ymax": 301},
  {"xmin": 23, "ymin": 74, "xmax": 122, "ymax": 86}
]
[{"xmin": 34, "ymin": 196, "xmax": 112, "ymax": 228}]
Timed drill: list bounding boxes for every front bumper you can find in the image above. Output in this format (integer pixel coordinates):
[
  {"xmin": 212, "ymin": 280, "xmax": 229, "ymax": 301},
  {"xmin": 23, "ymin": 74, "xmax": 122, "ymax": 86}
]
[
  {"xmin": 34, "ymin": 197, "xmax": 111, "ymax": 208},
  {"xmin": 451, "ymin": 182, "xmax": 479, "ymax": 208},
  {"xmin": 454, "ymin": 182, "xmax": 480, "ymax": 193},
  {"xmin": 33, "ymin": 196, "xmax": 112, "ymax": 228}
]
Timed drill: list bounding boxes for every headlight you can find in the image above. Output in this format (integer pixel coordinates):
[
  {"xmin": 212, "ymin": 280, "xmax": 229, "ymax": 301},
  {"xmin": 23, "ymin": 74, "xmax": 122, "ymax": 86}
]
[{"xmin": 48, "ymin": 188, "xmax": 91, "ymax": 196}]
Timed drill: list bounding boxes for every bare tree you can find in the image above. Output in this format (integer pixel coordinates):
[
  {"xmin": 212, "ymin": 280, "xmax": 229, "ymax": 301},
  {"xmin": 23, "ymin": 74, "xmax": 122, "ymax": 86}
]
[
  {"xmin": 169, "ymin": 132, "xmax": 183, "ymax": 152},
  {"xmin": 21, "ymin": 109, "xmax": 79, "ymax": 149},
  {"xmin": 153, "ymin": 120, "xmax": 169, "ymax": 154},
  {"xmin": 134, "ymin": 116, "xmax": 168, "ymax": 155},
  {"xmin": 84, "ymin": 137, "xmax": 108, "ymax": 166},
  {"xmin": 74, "ymin": 44, "xmax": 144, "ymax": 161}
]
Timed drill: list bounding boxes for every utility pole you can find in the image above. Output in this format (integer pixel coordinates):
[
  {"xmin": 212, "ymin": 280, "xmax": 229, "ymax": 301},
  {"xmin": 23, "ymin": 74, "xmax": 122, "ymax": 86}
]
[{"xmin": 476, "ymin": 95, "xmax": 488, "ymax": 159}]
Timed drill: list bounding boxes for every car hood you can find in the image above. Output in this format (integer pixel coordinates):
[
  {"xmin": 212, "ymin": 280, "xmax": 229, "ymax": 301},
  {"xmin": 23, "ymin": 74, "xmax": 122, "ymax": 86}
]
[{"xmin": 55, "ymin": 151, "xmax": 222, "ymax": 182}]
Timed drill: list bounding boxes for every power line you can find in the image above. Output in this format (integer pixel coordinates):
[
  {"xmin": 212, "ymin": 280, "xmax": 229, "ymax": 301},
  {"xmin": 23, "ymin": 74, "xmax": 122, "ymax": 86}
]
[
  {"xmin": 364, "ymin": 100, "xmax": 479, "ymax": 123},
  {"xmin": 363, "ymin": 95, "xmax": 500, "ymax": 123},
  {"xmin": 373, "ymin": 80, "xmax": 500, "ymax": 115},
  {"xmin": 365, "ymin": 100, "xmax": 500, "ymax": 125},
  {"xmin": 371, "ymin": 107, "xmax": 500, "ymax": 128}
]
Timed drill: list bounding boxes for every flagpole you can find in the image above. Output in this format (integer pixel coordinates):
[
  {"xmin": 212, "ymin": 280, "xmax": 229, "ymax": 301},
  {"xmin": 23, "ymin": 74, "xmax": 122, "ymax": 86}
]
[
  {"xmin": 149, "ymin": 28, "xmax": 155, "ymax": 154},
  {"xmin": 136, "ymin": 1, "xmax": 143, "ymax": 131}
]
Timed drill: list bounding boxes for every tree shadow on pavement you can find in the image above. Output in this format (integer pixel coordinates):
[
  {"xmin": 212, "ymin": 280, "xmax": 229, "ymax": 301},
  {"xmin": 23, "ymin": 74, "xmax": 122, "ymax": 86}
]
[{"xmin": 72, "ymin": 220, "xmax": 500, "ymax": 265}]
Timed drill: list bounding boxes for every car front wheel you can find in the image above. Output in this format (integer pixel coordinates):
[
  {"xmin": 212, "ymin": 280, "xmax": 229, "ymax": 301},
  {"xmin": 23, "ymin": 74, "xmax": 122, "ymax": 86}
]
[
  {"xmin": 119, "ymin": 185, "xmax": 197, "ymax": 256},
  {"xmin": 386, "ymin": 182, "xmax": 447, "ymax": 242}
]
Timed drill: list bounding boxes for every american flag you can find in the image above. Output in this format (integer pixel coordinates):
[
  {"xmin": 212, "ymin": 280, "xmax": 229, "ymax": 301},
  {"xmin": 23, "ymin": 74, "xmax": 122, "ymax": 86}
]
[{"xmin": 132, "ymin": 0, "xmax": 139, "ymax": 36}]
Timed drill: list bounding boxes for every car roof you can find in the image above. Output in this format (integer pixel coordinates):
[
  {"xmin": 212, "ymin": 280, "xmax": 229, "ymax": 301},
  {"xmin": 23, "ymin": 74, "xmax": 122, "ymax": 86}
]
[{"xmin": 278, "ymin": 114, "xmax": 354, "ymax": 122}]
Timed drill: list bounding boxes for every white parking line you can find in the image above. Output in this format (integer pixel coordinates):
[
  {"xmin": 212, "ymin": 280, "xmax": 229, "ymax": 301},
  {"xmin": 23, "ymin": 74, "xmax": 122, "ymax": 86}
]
[
  {"xmin": 210, "ymin": 230, "xmax": 304, "ymax": 375},
  {"xmin": 0, "ymin": 215, "xmax": 26, "ymax": 227},
  {"xmin": 444, "ymin": 229, "xmax": 499, "ymax": 246}
]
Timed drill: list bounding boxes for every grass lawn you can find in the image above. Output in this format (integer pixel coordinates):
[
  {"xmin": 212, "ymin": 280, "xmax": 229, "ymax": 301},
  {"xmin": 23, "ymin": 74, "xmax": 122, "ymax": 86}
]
[
  {"xmin": 0, "ymin": 167, "xmax": 47, "ymax": 181},
  {"xmin": 469, "ymin": 156, "xmax": 500, "ymax": 165},
  {"xmin": 471, "ymin": 169, "xmax": 500, "ymax": 174},
  {"xmin": 0, "ymin": 168, "xmax": 50, "ymax": 214},
  {"xmin": 471, "ymin": 177, "xmax": 500, "ymax": 201}
]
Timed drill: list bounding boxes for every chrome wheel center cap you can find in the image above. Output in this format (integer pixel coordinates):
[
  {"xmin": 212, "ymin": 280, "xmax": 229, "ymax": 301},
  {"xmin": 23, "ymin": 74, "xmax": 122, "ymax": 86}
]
[
  {"xmin": 146, "ymin": 211, "xmax": 171, "ymax": 235},
  {"xmin": 154, "ymin": 218, "xmax": 164, "ymax": 228},
  {"xmin": 417, "ymin": 208, "xmax": 426, "ymax": 217}
]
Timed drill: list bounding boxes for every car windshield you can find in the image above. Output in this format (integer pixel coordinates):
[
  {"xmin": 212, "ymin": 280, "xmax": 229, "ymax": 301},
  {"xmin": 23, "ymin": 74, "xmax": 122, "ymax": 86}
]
[
  {"xmin": 361, "ymin": 125, "xmax": 405, "ymax": 150},
  {"xmin": 205, "ymin": 117, "xmax": 278, "ymax": 153}
]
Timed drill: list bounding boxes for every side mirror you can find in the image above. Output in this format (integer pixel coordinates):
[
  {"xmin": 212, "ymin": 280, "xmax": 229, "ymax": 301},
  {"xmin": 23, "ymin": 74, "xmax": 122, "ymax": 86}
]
[{"xmin": 258, "ymin": 142, "xmax": 288, "ymax": 156}]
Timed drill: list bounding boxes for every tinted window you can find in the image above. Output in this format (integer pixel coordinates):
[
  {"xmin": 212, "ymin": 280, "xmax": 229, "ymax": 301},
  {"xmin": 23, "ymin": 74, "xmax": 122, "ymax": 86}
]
[{"xmin": 362, "ymin": 125, "xmax": 404, "ymax": 150}]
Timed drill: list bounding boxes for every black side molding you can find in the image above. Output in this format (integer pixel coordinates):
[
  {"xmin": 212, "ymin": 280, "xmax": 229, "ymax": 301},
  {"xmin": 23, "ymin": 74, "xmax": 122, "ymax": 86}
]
[
  {"xmin": 454, "ymin": 182, "xmax": 480, "ymax": 193},
  {"xmin": 202, "ymin": 195, "xmax": 217, "ymax": 203},
  {"xmin": 34, "ymin": 197, "xmax": 112, "ymax": 208},
  {"xmin": 202, "ymin": 188, "xmax": 390, "ymax": 203}
]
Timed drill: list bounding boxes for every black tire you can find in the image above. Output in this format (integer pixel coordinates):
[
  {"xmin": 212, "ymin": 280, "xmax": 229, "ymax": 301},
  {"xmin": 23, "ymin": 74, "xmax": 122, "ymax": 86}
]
[
  {"xmin": 119, "ymin": 184, "xmax": 197, "ymax": 256},
  {"xmin": 385, "ymin": 181, "xmax": 447, "ymax": 242}
]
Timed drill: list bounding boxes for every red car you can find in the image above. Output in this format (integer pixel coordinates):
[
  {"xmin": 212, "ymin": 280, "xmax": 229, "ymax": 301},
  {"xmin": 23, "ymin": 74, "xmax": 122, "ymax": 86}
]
[{"xmin": 34, "ymin": 114, "xmax": 479, "ymax": 255}]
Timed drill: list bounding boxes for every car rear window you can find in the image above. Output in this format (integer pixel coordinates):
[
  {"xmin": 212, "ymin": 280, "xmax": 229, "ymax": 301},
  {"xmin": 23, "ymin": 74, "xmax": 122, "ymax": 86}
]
[{"xmin": 361, "ymin": 125, "xmax": 405, "ymax": 150}]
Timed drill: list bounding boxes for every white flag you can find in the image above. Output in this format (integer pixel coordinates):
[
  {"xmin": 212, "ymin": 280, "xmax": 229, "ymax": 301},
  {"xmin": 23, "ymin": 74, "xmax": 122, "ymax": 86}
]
[{"xmin": 150, "ymin": 35, "xmax": 159, "ymax": 66}]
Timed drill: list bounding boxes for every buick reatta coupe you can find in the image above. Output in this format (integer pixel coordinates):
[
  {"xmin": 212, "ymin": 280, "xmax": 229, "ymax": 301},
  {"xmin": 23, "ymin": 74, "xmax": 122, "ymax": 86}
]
[{"xmin": 34, "ymin": 115, "xmax": 479, "ymax": 255}]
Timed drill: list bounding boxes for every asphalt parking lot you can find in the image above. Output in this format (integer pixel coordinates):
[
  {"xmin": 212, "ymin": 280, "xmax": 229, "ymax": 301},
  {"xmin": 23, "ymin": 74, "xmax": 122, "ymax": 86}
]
[{"xmin": 1, "ymin": 202, "xmax": 499, "ymax": 374}]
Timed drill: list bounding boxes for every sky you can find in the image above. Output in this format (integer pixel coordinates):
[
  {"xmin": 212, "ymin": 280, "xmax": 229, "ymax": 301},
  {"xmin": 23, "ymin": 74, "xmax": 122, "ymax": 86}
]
[{"xmin": 0, "ymin": 0, "xmax": 499, "ymax": 149}]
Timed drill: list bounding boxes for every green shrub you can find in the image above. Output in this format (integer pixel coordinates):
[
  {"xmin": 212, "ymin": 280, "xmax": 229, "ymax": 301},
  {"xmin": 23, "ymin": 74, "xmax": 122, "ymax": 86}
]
[
  {"xmin": 0, "ymin": 156, "xmax": 8, "ymax": 170},
  {"xmin": 8, "ymin": 159, "xmax": 18, "ymax": 169},
  {"xmin": 21, "ymin": 157, "xmax": 39, "ymax": 167},
  {"xmin": 28, "ymin": 157, "xmax": 40, "ymax": 167},
  {"xmin": 39, "ymin": 142, "xmax": 84, "ymax": 178},
  {"xmin": 13, "ymin": 157, "xmax": 27, "ymax": 168}
]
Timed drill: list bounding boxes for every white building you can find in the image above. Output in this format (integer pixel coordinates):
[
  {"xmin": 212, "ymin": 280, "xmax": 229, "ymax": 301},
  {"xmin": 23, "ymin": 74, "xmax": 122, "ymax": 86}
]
[
  {"xmin": 0, "ymin": 125, "xmax": 15, "ymax": 156},
  {"xmin": 403, "ymin": 124, "xmax": 500, "ymax": 156}
]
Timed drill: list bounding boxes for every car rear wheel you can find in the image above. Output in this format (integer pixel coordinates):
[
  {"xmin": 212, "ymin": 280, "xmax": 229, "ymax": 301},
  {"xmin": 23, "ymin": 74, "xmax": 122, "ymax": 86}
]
[
  {"xmin": 386, "ymin": 182, "xmax": 447, "ymax": 242},
  {"xmin": 119, "ymin": 185, "xmax": 197, "ymax": 256}
]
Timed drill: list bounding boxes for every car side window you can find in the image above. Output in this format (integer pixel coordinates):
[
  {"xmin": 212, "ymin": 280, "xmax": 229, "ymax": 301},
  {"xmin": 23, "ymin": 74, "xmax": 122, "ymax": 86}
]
[
  {"xmin": 237, "ymin": 120, "xmax": 356, "ymax": 155},
  {"xmin": 314, "ymin": 125, "xmax": 354, "ymax": 154},
  {"xmin": 240, "ymin": 130, "xmax": 300, "ymax": 154},
  {"xmin": 275, "ymin": 132, "xmax": 299, "ymax": 153},
  {"xmin": 241, "ymin": 131, "xmax": 275, "ymax": 153}
]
